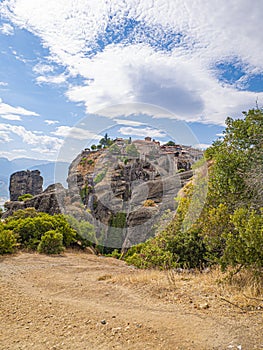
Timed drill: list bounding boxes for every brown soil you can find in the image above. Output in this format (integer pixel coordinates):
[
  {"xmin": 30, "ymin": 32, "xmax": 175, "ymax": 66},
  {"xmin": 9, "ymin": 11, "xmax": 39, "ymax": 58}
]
[{"xmin": 0, "ymin": 252, "xmax": 262, "ymax": 350}]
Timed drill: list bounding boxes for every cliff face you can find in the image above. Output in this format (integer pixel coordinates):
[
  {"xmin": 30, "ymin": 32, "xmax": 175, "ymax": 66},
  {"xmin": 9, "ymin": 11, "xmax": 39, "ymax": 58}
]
[
  {"xmin": 9, "ymin": 170, "xmax": 43, "ymax": 201},
  {"xmin": 3, "ymin": 183, "xmax": 67, "ymax": 218},
  {"xmin": 4, "ymin": 140, "xmax": 200, "ymax": 250},
  {"xmin": 65, "ymin": 144, "xmax": 195, "ymax": 250}
]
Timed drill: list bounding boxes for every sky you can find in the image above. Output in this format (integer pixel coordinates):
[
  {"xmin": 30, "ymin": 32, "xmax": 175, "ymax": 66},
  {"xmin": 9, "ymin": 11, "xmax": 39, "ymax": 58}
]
[{"xmin": 0, "ymin": 0, "xmax": 263, "ymax": 162}]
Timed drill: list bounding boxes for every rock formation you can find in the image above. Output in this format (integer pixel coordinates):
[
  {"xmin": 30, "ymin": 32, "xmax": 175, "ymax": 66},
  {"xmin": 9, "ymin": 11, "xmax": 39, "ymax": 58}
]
[
  {"xmin": 65, "ymin": 142, "xmax": 197, "ymax": 250},
  {"xmin": 9, "ymin": 170, "xmax": 43, "ymax": 201},
  {"xmin": 3, "ymin": 183, "xmax": 67, "ymax": 218},
  {"xmin": 4, "ymin": 138, "xmax": 202, "ymax": 250}
]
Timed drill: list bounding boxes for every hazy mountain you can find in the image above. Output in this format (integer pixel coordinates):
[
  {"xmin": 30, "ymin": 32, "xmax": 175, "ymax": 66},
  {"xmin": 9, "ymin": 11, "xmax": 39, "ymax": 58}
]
[{"xmin": 0, "ymin": 157, "xmax": 69, "ymax": 199}]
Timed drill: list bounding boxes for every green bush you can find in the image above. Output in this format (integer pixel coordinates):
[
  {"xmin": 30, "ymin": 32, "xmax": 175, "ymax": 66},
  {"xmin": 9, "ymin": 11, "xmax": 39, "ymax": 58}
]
[
  {"xmin": 5, "ymin": 207, "xmax": 38, "ymax": 220},
  {"xmin": 165, "ymin": 227, "xmax": 207, "ymax": 269},
  {"xmin": 107, "ymin": 248, "xmax": 122, "ymax": 259},
  {"xmin": 221, "ymin": 208, "xmax": 263, "ymax": 272},
  {"xmin": 109, "ymin": 143, "xmax": 121, "ymax": 154},
  {"xmin": 0, "ymin": 225, "xmax": 17, "ymax": 254},
  {"xmin": 5, "ymin": 211, "xmax": 76, "ymax": 250},
  {"xmin": 125, "ymin": 240, "xmax": 174, "ymax": 269},
  {"xmin": 37, "ymin": 230, "xmax": 64, "ymax": 255},
  {"xmin": 18, "ymin": 194, "xmax": 33, "ymax": 201}
]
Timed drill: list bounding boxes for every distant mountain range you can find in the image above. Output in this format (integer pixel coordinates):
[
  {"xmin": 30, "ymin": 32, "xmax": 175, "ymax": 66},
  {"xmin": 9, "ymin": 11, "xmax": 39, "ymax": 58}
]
[{"xmin": 0, "ymin": 157, "xmax": 69, "ymax": 200}]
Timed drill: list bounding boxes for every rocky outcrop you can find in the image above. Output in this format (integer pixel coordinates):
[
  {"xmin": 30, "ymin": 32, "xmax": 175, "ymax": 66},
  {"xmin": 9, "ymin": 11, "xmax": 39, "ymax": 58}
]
[
  {"xmin": 3, "ymin": 183, "xmax": 67, "ymax": 218},
  {"xmin": 9, "ymin": 170, "xmax": 43, "ymax": 201},
  {"xmin": 64, "ymin": 146, "xmax": 195, "ymax": 250},
  {"xmin": 4, "ymin": 140, "xmax": 199, "ymax": 250}
]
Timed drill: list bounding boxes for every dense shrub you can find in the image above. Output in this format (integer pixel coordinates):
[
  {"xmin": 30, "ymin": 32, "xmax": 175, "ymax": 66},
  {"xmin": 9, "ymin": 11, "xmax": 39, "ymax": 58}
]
[
  {"xmin": 0, "ymin": 226, "xmax": 17, "ymax": 254},
  {"xmin": 221, "ymin": 208, "xmax": 263, "ymax": 272},
  {"xmin": 125, "ymin": 240, "xmax": 174, "ymax": 269},
  {"xmin": 37, "ymin": 230, "xmax": 64, "ymax": 254},
  {"xmin": 125, "ymin": 226, "xmax": 207, "ymax": 270},
  {"xmin": 5, "ymin": 207, "xmax": 39, "ymax": 220},
  {"xmin": 4, "ymin": 210, "xmax": 76, "ymax": 250}
]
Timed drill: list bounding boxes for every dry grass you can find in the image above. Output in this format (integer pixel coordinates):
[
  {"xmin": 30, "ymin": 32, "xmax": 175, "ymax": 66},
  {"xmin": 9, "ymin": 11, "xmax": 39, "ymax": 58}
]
[
  {"xmin": 216, "ymin": 269, "xmax": 263, "ymax": 310},
  {"xmin": 109, "ymin": 266, "xmax": 263, "ymax": 312}
]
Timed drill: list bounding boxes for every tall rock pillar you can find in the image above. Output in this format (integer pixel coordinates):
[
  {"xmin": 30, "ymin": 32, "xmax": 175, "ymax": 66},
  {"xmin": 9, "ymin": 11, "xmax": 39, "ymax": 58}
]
[{"xmin": 9, "ymin": 170, "xmax": 43, "ymax": 201}]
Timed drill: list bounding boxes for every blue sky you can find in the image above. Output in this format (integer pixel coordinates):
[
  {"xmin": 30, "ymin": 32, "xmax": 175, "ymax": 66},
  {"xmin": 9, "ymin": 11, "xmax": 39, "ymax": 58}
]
[{"xmin": 0, "ymin": 0, "xmax": 263, "ymax": 162}]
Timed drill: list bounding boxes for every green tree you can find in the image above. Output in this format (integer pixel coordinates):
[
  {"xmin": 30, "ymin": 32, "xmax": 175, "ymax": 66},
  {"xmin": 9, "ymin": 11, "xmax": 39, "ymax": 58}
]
[
  {"xmin": 205, "ymin": 108, "xmax": 263, "ymax": 210},
  {"xmin": 165, "ymin": 140, "xmax": 176, "ymax": 146},
  {"xmin": 202, "ymin": 108, "xmax": 263, "ymax": 271},
  {"xmin": 99, "ymin": 133, "xmax": 113, "ymax": 148}
]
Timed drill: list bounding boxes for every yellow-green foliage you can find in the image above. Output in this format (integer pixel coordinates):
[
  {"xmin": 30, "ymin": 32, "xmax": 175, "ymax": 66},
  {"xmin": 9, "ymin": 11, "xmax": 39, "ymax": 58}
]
[
  {"xmin": 18, "ymin": 193, "xmax": 33, "ymax": 201},
  {"xmin": 37, "ymin": 230, "xmax": 64, "ymax": 255},
  {"xmin": 3, "ymin": 210, "xmax": 76, "ymax": 250},
  {"xmin": 0, "ymin": 223, "xmax": 17, "ymax": 254}
]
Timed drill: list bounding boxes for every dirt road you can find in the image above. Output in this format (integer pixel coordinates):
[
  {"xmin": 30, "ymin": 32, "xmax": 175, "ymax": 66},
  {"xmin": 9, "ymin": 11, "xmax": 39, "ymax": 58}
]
[{"xmin": 0, "ymin": 252, "xmax": 262, "ymax": 349}]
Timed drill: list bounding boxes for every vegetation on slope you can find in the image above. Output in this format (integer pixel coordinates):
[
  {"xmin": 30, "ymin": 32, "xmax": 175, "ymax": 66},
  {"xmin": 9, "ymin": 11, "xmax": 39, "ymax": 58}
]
[
  {"xmin": 0, "ymin": 208, "xmax": 96, "ymax": 254},
  {"xmin": 0, "ymin": 109, "xmax": 262, "ymax": 286},
  {"xmin": 125, "ymin": 108, "xmax": 263, "ymax": 278}
]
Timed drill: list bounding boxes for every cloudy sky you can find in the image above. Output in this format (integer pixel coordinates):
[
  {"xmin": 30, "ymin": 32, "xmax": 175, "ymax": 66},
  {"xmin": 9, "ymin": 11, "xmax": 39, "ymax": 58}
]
[{"xmin": 0, "ymin": 0, "xmax": 263, "ymax": 162}]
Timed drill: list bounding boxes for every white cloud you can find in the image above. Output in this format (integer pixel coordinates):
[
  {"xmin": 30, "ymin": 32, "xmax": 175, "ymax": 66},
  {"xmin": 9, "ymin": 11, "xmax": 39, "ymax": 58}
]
[
  {"xmin": 0, "ymin": 99, "xmax": 39, "ymax": 118},
  {"xmin": 0, "ymin": 123, "xmax": 63, "ymax": 150},
  {"xmin": 0, "ymin": 130, "xmax": 12, "ymax": 142},
  {"xmin": 30, "ymin": 147, "xmax": 60, "ymax": 155},
  {"xmin": 119, "ymin": 126, "xmax": 166, "ymax": 138},
  {"xmin": 0, "ymin": 22, "xmax": 14, "ymax": 35},
  {"xmin": 0, "ymin": 81, "xmax": 8, "ymax": 86},
  {"xmin": 44, "ymin": 119, "xmax": 59, "ymax": 125},
  {"xmin": 51, "ymin": 125, "xmax": 101, "ymax": 140},
  {"xmin": 193, "ymin": 143, "xmax": 211, "ymax": 150},
  {"xmin": 67, "ymin": 44, "xmax": 263, "ymax": 124},
  {"xmin": 114, "ymin": 119, "xmax": 145, "ymax": 126},
  {"xmin": 0, "ymin": 114, "xmax": 21, "ymax": 121},
  {"xmin": 33, "ymin": 63, "xmax": 54, "ymax": 74},
  {"xmin": 36, "ymin": 74, "xmax": 66, "ymax": 85},
  {"xmin": 1, "ymin": 0, "xmax": 263, "ymax": 125}
]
